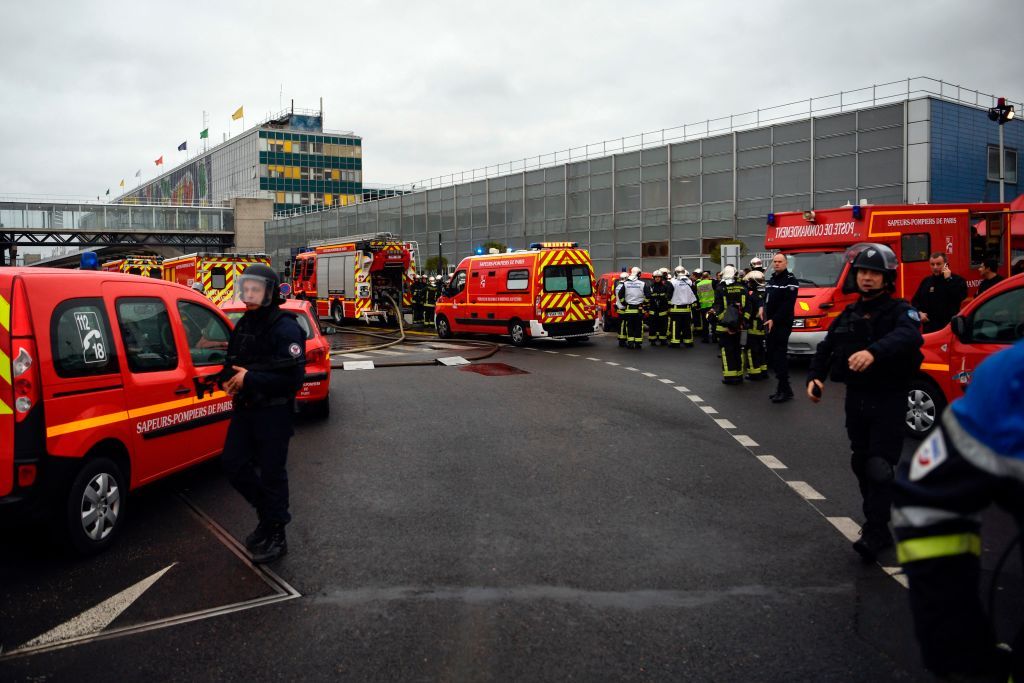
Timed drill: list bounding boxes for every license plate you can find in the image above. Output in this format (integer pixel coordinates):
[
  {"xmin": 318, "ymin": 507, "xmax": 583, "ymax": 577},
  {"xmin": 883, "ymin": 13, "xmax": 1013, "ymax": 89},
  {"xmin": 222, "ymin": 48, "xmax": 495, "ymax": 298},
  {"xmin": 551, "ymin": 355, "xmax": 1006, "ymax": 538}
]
[{"xmin": 546, "ymin": 309, "xmax": 565, "ymax": 317}]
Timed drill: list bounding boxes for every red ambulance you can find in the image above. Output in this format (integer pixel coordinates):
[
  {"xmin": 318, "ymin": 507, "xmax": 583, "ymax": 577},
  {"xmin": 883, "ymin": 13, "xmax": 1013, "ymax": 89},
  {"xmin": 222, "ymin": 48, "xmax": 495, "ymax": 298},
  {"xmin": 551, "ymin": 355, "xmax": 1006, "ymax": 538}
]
[
  {"xmin": 101, "ymin": 256, "xmax": 164, "ymax": 279},
  {"xmin": 434, "ymin": 242, "xmax": 600, "ymax": 345},
  {"xmin": 163, "ymin": 252, "xmax": 272, "ymax": 306}
]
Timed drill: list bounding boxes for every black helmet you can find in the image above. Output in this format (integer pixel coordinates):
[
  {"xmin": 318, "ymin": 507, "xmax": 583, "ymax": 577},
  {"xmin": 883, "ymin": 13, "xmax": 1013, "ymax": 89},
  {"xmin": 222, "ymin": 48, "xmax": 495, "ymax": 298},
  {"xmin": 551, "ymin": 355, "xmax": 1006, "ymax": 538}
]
[
  {"xmin": 236, "ymin": 263, "xmax": 282, "ymax": 307},
  {"xmin": 842, "ymin": 242, "xmax": 898, "ymax": 294}
]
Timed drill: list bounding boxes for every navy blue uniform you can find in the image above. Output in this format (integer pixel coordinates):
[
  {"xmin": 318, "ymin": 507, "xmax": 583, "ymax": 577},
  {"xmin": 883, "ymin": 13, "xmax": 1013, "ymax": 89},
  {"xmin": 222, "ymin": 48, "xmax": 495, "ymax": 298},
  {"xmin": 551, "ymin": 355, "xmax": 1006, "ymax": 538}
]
[
  {"xmin": 764, "ymin": 269, "xmax": 799, "ymax": 383},
  {"xmin": 221, "ymin": 307, "xmax": 305, "ymax": 527},
  {"xmin": 808, "ymin": 294, "xmax": 923, "ymax": 531}
]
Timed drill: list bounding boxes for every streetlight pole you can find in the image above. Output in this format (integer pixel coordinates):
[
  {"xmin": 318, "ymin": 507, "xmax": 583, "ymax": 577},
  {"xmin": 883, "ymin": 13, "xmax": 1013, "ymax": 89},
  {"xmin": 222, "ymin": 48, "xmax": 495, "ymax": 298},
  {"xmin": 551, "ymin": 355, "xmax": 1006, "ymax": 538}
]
[
  {"xmin": 988, "ymin": 97, "xmax": 1016, "ymax": 203},
  {"xmin": 437, "ymin": 233, "xmax": 442, "ymax": 277},
  {"xmin": 999, "ymin": 121, "xmax": 1005, "ymax": 203}
]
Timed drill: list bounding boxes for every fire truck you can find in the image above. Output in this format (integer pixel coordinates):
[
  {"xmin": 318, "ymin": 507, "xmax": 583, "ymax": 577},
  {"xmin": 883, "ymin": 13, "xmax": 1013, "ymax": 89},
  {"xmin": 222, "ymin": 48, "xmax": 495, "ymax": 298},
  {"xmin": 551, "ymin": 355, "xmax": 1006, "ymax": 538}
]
[
  {"xmin": 162, "ymin": 252, "xmax": 271, "ymax": 306},
  {"xmin": 290, "ymin": 233, "xmax": 415, "ymax": 323},
  {"xmin": 100, "ymin": 255, "xmax": 163, "ymax": 278},
  {"xmin": 764, "ymin": 201, "xmax": 1017, "ymax": 355}
]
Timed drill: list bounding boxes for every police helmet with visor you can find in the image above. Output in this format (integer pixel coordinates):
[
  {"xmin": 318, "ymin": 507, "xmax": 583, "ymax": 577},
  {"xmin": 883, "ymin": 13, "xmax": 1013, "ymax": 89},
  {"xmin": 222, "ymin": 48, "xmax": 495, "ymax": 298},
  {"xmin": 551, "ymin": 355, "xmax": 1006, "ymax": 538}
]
[
  {"xmin": 841, "ymin": 242, "xmax": 899, "ymax": 294},
  {"xmin": 236, "ymin": 264, "xmax": 282, "ymax": 308}
]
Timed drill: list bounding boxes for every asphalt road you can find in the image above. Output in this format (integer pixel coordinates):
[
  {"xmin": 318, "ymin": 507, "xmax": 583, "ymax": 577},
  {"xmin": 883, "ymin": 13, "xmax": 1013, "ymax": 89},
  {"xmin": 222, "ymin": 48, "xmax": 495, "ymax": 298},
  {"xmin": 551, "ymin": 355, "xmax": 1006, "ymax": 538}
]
[{"xmin": 1, "ymin": 331, "xmax": 1020, "ymax": 681}]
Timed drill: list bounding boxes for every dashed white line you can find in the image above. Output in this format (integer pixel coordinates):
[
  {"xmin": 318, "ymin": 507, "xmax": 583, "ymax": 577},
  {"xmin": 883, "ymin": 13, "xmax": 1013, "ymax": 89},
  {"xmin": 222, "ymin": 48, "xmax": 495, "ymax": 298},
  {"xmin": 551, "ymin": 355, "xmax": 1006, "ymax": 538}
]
[
  {"xmin": 733, "ymin": 434, "xmax": 758, "ymax": 447},
  {"xmin": 625, "ymin": 367, "xmax": 639, "ymax": 372},
  {"xmin": 882, "ymin": 567, "xmax": 909, "ymax": 589},
  {"xmin": 713, "ymin": 419, "xmax": 736, "ymax": 429},
  {"xmin": 606, "ymin": 361, "xmax": 620, "ymax": 366},
  {"xmin": 642, "ymin": 372, "xmax": 658, "ymax": 378},
  {"xmin": 586, "ymin": 357, "xmax": 601, "ymax": 361},
  {"xmin": 673, "ymin": 386, "xmax": 689, "ymax": 394},
  {"xmin": 787, "ymin": 481, "xmax": 826, "ymax": 500},
  {"xmin": 659, "ymin": 378, "xmax": 674, "ymax": 384},
  {"xmin": 826, "ymin": 517, "xmax": 862, "ymax": 543},
  {"xmin": 543, "ymin": 350, "xmax": 559, "ymax": 354},
  {"xmin": 566, "ymin": 353, "xmax": 580, "ymax": 357},
  {"xmin": 686, "ymin": 394, "xmax": 704, "ymax": 403},
  {"xmin": 756, "ymin": 455, "xmax": 787, "ymax": 469},
  {"xmin": 700, "ymin": 406, "xmax": 719, "ymax": 414}
]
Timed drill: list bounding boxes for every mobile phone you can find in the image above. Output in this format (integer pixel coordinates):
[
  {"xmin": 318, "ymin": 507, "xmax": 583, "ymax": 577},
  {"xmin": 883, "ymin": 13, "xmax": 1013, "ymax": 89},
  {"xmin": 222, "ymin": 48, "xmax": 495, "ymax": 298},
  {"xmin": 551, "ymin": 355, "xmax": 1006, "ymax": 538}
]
[{"xmin": 811, "ymin": 382, "xmax": 822, "ymax": 398}]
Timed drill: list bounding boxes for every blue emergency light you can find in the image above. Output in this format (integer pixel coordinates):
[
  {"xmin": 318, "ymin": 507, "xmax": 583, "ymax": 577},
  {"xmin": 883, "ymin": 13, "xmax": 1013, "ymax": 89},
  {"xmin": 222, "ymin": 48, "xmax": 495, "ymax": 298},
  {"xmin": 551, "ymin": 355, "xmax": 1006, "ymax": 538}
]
[
  {"xmin": 852, "ymin": 205, "xmax": 863, "ymax": 220},
  {"xmin": 766, "ymin": 213, "xmax": 775, "ymax": 226},
  {"xmin": 80, "ymin": 252, "xmax": 99, "ymax": 270}
]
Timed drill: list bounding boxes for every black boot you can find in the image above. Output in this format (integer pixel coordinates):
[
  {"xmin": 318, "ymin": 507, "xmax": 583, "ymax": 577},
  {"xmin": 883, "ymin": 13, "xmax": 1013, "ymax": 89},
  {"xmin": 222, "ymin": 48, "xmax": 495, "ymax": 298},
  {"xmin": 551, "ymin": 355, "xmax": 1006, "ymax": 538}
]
[
  {"xmin": 852, "ymin": 524, "xmax": 893, "ymax": 562},
  {"xmin": 771, "ymin": 380, "xmax": 794, "ymax": 403},
  {"xmin": 251, "ymin": 524, "xmax": 288, "ymax": 564},
  {"xmin": 244, "ymin": 520, "xmax": 270, "ymax": 553}
]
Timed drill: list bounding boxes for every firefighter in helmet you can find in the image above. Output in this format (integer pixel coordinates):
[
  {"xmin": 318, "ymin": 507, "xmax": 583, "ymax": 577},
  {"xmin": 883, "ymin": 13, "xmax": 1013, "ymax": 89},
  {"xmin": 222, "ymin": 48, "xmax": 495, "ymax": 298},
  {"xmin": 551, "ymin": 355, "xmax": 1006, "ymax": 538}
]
[
  {"xmin": 668, "ymin": 266, "xmax": 697, "ymax": 348},
  {"xmin": 616, "ymin": 267, "xmax": 651, "ymax": 349},
  {"xmin": 412, "ymin": 274, "xmax": 427, "ymax": 325},
  {"xmin": 711, "ymin": 265, "xmax": 747, "ymax": 384},
  {"xmin": 648, "ymin": 269, "xmax": 673, "ymax": 346},
  {"xmin": 424, "ymin": 276, "xmax": 439, "ymax": 328},
  {"xmin": 743, "ymin": 270, "xmax": 768, "ymax": 380}
]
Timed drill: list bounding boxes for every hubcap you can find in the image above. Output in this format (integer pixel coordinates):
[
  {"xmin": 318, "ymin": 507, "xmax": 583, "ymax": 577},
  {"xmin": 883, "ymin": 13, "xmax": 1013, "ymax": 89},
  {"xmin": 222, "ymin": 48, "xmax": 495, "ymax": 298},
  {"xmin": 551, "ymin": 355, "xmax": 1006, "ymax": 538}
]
[
  {"xmin": 81, "ymin": 472, "xmax": 120, "ymax": 541},
  {"xmin": 438, "ymin": 319, "xmax": 448, "ymax": 336},
  {"xmin": 906, "ymin": 389, "xmax": 936, "ymax": 433},
  {"xmin": 512, "ymin": 325, "xmax": 524, "ymax": 343}
]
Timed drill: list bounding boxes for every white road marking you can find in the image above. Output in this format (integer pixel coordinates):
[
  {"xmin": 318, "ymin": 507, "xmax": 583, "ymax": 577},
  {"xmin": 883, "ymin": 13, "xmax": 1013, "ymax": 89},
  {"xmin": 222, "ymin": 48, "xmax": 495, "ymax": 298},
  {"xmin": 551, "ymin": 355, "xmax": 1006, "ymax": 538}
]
[
  {"xmin": 756, "ymin": 455, "xmax": 787, "ymax": 469},
  {"xmin": 586, "ymin": 357, "xmax": 601, "ymax": 361},
  {"xmin": 606, "ymin": 361, "xmax": 620, "ymax": 366},
  {"xmin": 733, "ymin": 434, "xmax": 758, "ymax": 447},
  {"xmin": 674, "ymin": 386, "xmax": 691, "ymax": 393},
  {"xmin": 625, "ymin": 367, "xmax": 639, "ymax": 372},
  {"xmin": 437, "ymin": 356, "xmax": 469, "ymax": 366},
  {"xmin": 714, "ymin": 419, "xmax": 736, "ymax": 429},
  {"xmin": 642, "ymin": 372, "xmax": 657, "ymax": 378},
  {"xmin": 700, "ymin": 406, "xmax": 719, "ymax": 414},
  {"xmin": 543, "ymin": 350, "xmax": 559, "ymax": 354},
  {"xmin": 686, "ymin": 394, "xmax": 704, "ymax": 403},
  {"xmin": 827, "ymin": 517, "xmax": 862, "ymax": 543},
  {"xmin": 786, "ymin": 481, "xmax": 826, "ymax": 500},
  {"xmin": 21, "ymin": 564, "xmax": 176, "ymax": 649},
  {"xmin": 566, "ymin": 353, "xmax": 580, "ymax": 357},
  {"xmin": 882, "ymin": 567, "xmax": 909, "ymax": 589},
  {"xmin": 343, "ymin": 360, "xmax": 376, "ymax": 370},
  {"xmin": 659, "ymin": 378, "xmax": 674, "ymax": 384}
]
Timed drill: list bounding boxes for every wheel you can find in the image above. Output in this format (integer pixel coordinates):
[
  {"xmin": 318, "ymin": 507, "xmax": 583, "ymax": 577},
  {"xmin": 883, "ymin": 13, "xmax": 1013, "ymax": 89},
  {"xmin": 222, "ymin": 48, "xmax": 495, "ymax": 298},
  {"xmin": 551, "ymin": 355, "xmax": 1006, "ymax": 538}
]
[
  {"xmin": 435, "ymin": 315, "xmax": 453, "ymax": 339},
  {"xmin": 331, "ymin": 303, "xmax": 344, "ymax": 324},
  {"xmin": 508, "ymin": 319, "xmax": 528, "ymax": 346},
  {"xmin": 307, "ymin": 397, "xmax": 330, "ymax": 419},
  {"xmin": 65, "ymin": 457, "xmax": 127, "ymax": 555},
  {"xmin": 905, "ymin": 378, "xmax": 946, "ymax": 440}
]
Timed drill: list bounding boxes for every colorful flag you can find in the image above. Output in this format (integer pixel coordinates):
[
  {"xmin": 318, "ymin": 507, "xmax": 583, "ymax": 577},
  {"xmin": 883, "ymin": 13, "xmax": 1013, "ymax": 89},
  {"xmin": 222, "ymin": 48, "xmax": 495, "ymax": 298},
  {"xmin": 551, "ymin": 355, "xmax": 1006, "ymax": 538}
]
[
  {"xmin": 231, "ymin": 106, "xmax": 244, "ymax": 121},
  {"xmin": 199, "ymin": 128, "xmax": 209, "ymax": 139},
  {"xmin": 119, "ymin": 179, "xmax": 125, "ymax": 188},
  {"xmin": 155, "ymin": 156, "xmax": 163, "ymax": 166},
  {"xmin": 177, "ymin": 141, "xmax": 187, "ymax": 152},
  {"xmin": 135, "ymin": 169, "xmax": 141, "ymax": 177}
]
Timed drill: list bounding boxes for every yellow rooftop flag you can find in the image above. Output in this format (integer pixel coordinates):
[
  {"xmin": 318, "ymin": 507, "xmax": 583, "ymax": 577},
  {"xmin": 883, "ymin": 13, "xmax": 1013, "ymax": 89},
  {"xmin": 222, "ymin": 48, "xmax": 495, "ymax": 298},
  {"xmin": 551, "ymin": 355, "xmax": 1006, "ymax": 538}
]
[
  {"xmin": 119, "ymin": 179, "xmax": 125, "ymax": 188},
  {"xmin": 232, "ymin": 106, "xmax": 244, "ymax": 120}
]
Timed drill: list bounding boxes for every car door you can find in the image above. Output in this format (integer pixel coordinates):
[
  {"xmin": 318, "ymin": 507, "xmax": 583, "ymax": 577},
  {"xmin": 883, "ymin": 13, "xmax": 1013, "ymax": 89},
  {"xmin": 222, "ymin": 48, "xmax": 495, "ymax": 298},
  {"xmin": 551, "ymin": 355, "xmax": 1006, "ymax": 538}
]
[{"xmin": 948, "ymin": 283, "xmax": 1024, "ymax": 397}]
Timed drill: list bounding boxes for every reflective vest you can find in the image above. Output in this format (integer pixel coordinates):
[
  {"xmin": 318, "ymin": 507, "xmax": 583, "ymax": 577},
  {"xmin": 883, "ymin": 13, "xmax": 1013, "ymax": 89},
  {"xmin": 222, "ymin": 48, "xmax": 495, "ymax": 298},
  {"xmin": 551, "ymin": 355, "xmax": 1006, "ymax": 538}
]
[
  {"xmin": 696, "ymin": 278, "xmax": 715, "ymax": 308},
  {"xmin": 669, "ymin": 277, "xmax": 697, "ymax": 306}
]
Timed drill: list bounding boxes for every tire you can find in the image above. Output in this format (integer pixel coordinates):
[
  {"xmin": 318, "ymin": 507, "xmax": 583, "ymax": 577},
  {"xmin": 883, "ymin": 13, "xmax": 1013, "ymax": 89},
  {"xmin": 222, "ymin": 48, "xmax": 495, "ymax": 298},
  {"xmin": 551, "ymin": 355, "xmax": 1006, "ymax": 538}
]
[
  {"xmin": 508, "ymin": 319, "xmax": 528, "ymax": 347},
  {"xmin": 331, "ymin": 303, "xmax": 344, "ymax": 325},
  {"xmin": 905, "ymin": 378, "xmax": 947, "ymax": 440},
  {"xmin": 435, "ymin": 315, "xmax": 453, "ymax": 339},
  {"xmin": 307, "ymin": 397, "xmax": 331, "ymax": 419},
  {"xmin": 66, "ymin": 457, "xmax": 127, "ymax": 556}
]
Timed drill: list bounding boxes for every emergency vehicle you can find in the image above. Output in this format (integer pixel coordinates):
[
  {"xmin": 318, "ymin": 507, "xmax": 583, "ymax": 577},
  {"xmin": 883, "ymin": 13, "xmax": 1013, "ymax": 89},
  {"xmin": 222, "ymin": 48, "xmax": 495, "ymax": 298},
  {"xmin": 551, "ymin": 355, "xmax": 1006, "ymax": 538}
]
[
  {"xmin": 434, "ymin": 242, "xmax": 600, "ymax": 345},
  {"xmin": 906, "ymin": 271, "xmax": 1024, "ymax": 439},
  {"xmin": 0, "ymin": 268, "xmax": 235, "ymax": 554},
  {"xmin": 101, "ymin": 256, "xmax": 163, "ymax": 278},
  {"xmin": 595, "ymin": 271, "xmax": 655, "ymax": 331},
  {"xmin": 221, "ymin": 298, "xmax": 331, "ymax": 418},
  {"xmin": 290, "ymin": 233, "xmax": 414, "ymax": 323},
  {"xmin": 764, "ymin": 201, "xmax": 1017, "ymax": 355},
  {"xmin": 162, "ymin": 252, "xmax": 271, "ymax": 306}
]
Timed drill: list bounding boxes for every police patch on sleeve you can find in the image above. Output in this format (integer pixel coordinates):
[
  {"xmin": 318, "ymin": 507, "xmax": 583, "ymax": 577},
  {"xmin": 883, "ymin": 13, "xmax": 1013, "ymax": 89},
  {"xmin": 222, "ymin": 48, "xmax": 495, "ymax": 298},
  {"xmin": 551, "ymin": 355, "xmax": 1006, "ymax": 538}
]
[
  {"xmin": 288, "ymin": 342, "xmax": 302, "ymax": 358},
  {"xmin": 909, "ymin": 430, "xmax": 947, "ymax": 481},
  {"xmin": 907, "ymin": 308, "xmax": 921, "ymax": 322}
]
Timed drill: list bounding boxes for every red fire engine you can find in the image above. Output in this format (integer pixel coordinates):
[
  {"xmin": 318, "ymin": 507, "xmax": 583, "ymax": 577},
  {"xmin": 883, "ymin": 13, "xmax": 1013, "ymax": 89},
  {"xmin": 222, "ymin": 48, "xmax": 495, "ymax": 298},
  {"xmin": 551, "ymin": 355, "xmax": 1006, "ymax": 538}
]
[
  {"xmin": 290, "ymin": 233, "xmax": 414, "ymax": 323},
  {"xmin": 162, "ymin": 252, "xmax": 271, "ymax": 306},
  {"xmin": 100, "ymin": 256, "xmax": 163, "ymax": 278},
  {"xmin": 764, "ymin": 201, "xmax": 1017, "ymax": 355}
]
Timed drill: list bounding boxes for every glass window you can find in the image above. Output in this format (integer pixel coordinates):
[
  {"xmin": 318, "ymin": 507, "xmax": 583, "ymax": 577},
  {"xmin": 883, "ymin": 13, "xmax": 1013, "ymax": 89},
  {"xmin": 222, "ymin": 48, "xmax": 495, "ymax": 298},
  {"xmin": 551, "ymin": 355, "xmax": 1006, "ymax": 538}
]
[
  {"xmin": 786, "ymin": 251, "xmax": 847, "ymax": 287},
  {"xmin": 506, "ymin": 269, "xmax": 530, "ymax": 290},
  {"xmin": 51, "ymin": 299, "xmax": 118, "ymax": 377},
  {"xmin": 901, "ymin": 233, "xmax": 930, "ymax": 263},
  {"xmin": 177, "ymin": 301, "xmax": 230, "ymax": 366},
  {"xmin": 987, "ymin": 146, "xmax": 1018, "ymax": 183},
  {"xmin": 970, "ymin": 287, "xmax": 1024, "ymax": 343},
  {"xmin": 210, "ymin": 267, "xmax": 227, "ymax": 289},
  {"xmin": 116, "ymin": 298, "xmax": 178, "ymax": 373},
  {"xmin": 542, "ymin": 264, "xmax": 593, "ymax": 296}
]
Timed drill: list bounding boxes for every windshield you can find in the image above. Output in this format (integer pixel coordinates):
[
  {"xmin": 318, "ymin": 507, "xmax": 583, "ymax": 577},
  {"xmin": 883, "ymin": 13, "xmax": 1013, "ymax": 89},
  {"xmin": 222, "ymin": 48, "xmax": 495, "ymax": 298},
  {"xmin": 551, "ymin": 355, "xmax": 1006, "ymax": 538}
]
[
  {"xmin": 543, "ymin": 265, "xmax": 593, "ymax": 296},
  {"xmin": 784, "ymin": 251, "xmax": 847, "ymax": 288}
]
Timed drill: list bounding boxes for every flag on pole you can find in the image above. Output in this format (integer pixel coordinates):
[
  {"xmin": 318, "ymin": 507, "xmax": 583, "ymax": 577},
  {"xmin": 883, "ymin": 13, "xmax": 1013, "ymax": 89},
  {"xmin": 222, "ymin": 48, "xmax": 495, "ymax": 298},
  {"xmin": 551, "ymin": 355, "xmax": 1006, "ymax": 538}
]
[
  {"xmin": 105, "ymin": 188, "xmax": 110, "ymax": 195},
  {"xmin": 199, "ymin": 128, "xmax": 209, "ymax": 139},
  {"xmin": 155, "ymin": 156, "xmax": 163, "ymax": 166},
  {"xmin": 231, "ymin": 106, "xmax": 244, "ymax": 121},
  {"xmin": 119, "ymin": 179, "xmax": 125, "ymax": 188},
  {"xmin": 177, "ymin": 141, "xmax": 187, "ymax": 152},
  {"xmin": 135, "ymin": 169, "xmax": 141, "ymax": 177}
]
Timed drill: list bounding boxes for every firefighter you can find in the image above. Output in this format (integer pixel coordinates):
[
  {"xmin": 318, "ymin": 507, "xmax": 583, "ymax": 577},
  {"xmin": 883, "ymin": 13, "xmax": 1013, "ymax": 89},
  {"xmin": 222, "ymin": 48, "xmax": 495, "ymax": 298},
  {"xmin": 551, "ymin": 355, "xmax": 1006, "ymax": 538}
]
[
  {"xmin": 711, "ymin": 265, "xmax": 747, "ymax": 384},
  {"xmin": 615, "ymin": 270, "xmax": 629, "ymax": 347},
  {"xmin": 424, "ymin": 276, "xmax": 439, "ymax": 328},
  {"xmin": 892, "ymin": 342, "xmax": 1024, "ymax": 680},
  {"xmin": 743, "ymin": 270, "xmax": 768, "ymax": 380},
  {"xmin": 695, "ymin": 270, "xmax": 716, "ymax": 343},
  {"xmin": 220, "ymin": 264, "xmax": 306, "ymax": 564},
  {"xmin": 648, "ymin": 270, "xmax": 673, "ymax": 346},
  {"xmin": 411, "ymin": 274, "xmax": 426, "ymax": 325},
  {"xmin": 616, "ymin": 267, "xmax": 650, "ymax": 349},
  {"xmin": 668, "ymin": 266, "xmax": 697, "ymax": 348},
  {"xmin": 806, "ymin": 243, "xmax": 924, "ymax": 562},
  {"xmin": 749, "ymin": 256, "xmax": 765, "ymax": 275}
]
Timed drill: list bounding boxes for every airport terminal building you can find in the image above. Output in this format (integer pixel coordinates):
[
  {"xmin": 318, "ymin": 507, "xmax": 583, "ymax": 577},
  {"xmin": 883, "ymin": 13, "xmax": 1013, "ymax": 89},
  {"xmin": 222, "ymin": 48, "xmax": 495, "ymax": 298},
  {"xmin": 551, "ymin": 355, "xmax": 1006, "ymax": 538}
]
[{"xmin": 266, "ymin": 79, "xmax": 1021, "ymax": 274}]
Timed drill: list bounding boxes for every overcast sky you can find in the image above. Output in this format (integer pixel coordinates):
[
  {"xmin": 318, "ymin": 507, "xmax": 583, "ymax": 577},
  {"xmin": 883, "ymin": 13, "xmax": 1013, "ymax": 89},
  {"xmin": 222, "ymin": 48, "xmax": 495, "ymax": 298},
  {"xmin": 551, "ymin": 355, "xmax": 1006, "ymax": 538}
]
[{"xmin": 1, "ymin": 0, "xmax": 1022, "ymax": 199}]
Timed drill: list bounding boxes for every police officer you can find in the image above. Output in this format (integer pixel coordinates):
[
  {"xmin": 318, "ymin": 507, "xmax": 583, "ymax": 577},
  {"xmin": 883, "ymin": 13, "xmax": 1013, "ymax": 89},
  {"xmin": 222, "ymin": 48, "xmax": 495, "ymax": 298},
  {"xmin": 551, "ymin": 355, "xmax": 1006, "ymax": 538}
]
[
  {"xmin": 423, "ymin": 276, "xmax": 439, "ymax": 328},
  {"xmin": 765, "ymin": 252, "xmax": 800, "ymax": 403},
  {"xmin": 221, "ymin": 264, "xmax": 306, "ymax": 564},
  {"xmin": 695, "ymin": 270, "xmax": 716, "ymax": 343},
  {"xmin": 668, "ymin": 266, "xmax": 697, "ymax": 348},
  {"xmin": 711, "ymin": 265, "xmax": 747, "ymax": 384},
  {"xmin": 616, "ymin": 267, "xmax": 650, "ymax": 349},
  {"xmin": 743, "ymin": 270, "xmax": 768, "ymax": 380},
  {"xmin": 892, "ymin": 341, "xmax": 1024, "ymax": 680},
  {"xmin": 411, "ymin": 274, "xmax": 426, "ymax": 325},
  {"xmin": 806, "ymin": 243, "xmax": 924, "ymax": 562},
  {"xmin": 647, "ymin": 269, "xmax": 673, "ymax": 346}
]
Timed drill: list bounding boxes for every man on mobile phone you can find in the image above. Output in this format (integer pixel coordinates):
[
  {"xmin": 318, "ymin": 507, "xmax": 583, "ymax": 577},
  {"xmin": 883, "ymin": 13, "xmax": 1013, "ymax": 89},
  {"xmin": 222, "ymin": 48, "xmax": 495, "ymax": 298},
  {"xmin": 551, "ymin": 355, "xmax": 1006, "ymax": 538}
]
[{"xmin": 911, "ymin": 253, "xmax": 967, "ymax": 333}]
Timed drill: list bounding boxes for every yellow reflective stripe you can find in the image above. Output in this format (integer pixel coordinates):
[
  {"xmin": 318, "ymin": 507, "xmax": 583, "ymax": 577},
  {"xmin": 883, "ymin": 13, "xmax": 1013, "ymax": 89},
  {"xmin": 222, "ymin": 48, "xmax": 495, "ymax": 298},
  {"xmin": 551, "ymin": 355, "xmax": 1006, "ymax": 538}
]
[
  {"xmin": 897, "ymin": 533, "xmax": 981, "ymax": 564},
  {"xmin": 920, "ymin": 363, "xmax": 950, "ymax": 372},
  {"xmin": 46, "ymin": 392, "xmax": 228, "ymax": 438},
  {"xmin": 0, "ymin": 348, "xmax": 9, "ymax": 385},
  {"xmin": 0, "ymin": 398, "xmax": 11, "ymax": 415},
  {"xmin": 0, "ymin": 294, "xmax": 9, "ymax": 331}
]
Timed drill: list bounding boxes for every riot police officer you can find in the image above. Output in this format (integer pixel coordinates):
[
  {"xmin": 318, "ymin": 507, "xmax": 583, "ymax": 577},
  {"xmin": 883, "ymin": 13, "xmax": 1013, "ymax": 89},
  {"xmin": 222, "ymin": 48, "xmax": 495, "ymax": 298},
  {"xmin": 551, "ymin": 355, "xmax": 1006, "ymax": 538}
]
[
  {"xmin": 668, "ymin": 266, "xmax": 697, "ymax": 348},
  {"xmin": 647, "ymin": 270, "xmax": 673, "ymax": 346},
  {"xmin": 807, "ymin": 243, "xmax": 924, "ymax": 562},
  {"xmin": 616, "ymin": 267, "xmax": 650, "ymax": 349},
  {"xmin": 711, "ymin": 266, "xmax": 747, "ymax": 384},
  {"xmin": 221, "ymin": 264, "xmax": 306, "ymax": 564}
]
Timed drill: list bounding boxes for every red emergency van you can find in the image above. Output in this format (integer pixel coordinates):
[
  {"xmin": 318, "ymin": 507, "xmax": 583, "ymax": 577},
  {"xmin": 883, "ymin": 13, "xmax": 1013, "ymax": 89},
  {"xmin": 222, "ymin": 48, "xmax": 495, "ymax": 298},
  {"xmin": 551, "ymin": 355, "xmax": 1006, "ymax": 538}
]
[
  {"xmin": 905, "ymin": 272, "xmax": 1024, "ymax": 439},
  {"xmin": 163, "ymin": 252, "xmax": 271, "ymax": 306},
  {"xmin": 0, "ymin": 268, "xmax": 235, "ymax": 553},
  {"xmin": 764, "ymin": 202, "xmax": 1015, "ymax": 355},
  {"xmin": 434, "ymin": 243, "xmax": 600, "ymax": 345},
  {"xmin": 221, "ymin": 298, "xmax": 332, "ymax": 418},
  {"xmin": 101, "ymin": 256, "xmax": 164, "ymax": 278}
]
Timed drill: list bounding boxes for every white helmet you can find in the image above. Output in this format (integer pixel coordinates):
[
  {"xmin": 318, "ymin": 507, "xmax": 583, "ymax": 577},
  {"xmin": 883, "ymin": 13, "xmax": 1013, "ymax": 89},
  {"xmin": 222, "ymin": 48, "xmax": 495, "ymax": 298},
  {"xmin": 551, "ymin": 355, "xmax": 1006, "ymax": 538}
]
[
  {"xmin": 744, "ymin": 270, "xmax": 765, "ymax": 283},
  {"xmin": 749, "ymin": 256, "xmax": 763, "ymax": 269},
  {"xmin": 721, "ymin": 265, "xmax": 737, "ymax": 281},
  {"xmin": 628, "ymin": 266, "xmax": 641, "ymax": 280},
  {"xmin": 674, "ymin": 266, "xmax": 685, "ymax": 275},
  {"xmin": 428, "ymin": 276, "xmax": 436, "ymax": 284}
]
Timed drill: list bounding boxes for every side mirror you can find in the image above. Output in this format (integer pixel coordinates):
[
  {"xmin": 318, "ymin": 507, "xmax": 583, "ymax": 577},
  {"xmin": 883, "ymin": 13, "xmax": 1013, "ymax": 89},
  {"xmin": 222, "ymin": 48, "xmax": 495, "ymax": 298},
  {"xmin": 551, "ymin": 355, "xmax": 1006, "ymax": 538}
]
[{"xmin": 950, "ymin": 315, "xmax": 967, "ymax": 341}]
